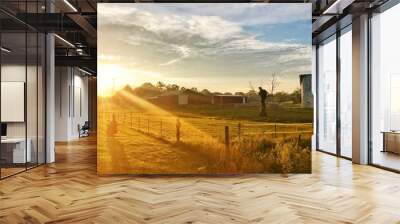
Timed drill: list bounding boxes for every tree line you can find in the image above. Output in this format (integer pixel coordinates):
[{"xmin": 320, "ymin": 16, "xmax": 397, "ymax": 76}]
[{"xmin": 118, "ymin": 80, "xmax": 301, "ymax": 104}]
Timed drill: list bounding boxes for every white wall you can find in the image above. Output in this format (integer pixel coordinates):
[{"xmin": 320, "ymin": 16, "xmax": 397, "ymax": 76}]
[
  {"xmin": 1, "ymin": 63, "xmax": 46, "ymax": 164},
  {"xmin": 71, "ymin": 72, "xmax": 89, "ymax": 138},
  {"xmin": 1, "ymin": 65, "xmax": 26, "ymax": 139},
  {"xmin": 55, "ymin": 66, "xmax": 70, "ymax": 141},
  {"xmin": 1, "ymin": 65, "xmax": 41, "ymax": 138},
  {"xmin": 55, "ymin": 67, "xmax": 89, "ymax": 141}
]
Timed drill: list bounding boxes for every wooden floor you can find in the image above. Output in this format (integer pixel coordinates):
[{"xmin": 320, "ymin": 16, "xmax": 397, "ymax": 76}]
[
  {"xmin": 373, "ymin": 151, "xmax": 400, "ymax": 171},
  {"xmin": 1, "ymin": 136, "xmax": 400, "ymax": 224}
]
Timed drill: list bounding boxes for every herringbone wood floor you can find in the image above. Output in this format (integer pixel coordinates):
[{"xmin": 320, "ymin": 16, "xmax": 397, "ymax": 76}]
[{"xmin": 1, "ymin": 136, "xmax": 400, "ymax": 224}]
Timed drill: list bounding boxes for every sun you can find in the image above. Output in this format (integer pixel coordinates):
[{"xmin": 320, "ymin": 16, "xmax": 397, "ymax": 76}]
[
  {"xmin": 98, "ymin": 62, "xmax": 164, "ymax": 97},
  {"xmin": 97, "ymin": 63, "xmax": 138, "ymax": 97}
]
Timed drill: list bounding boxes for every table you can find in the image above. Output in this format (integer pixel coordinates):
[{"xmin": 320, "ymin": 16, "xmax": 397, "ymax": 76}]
[{"xmin": 1, "ymin": 138, "xmax": 32, "ymax": 164}]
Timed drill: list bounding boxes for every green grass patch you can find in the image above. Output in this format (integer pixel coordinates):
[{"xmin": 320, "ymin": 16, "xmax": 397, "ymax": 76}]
[{"xmin": 165, "ymin": 104, "xmax": 313, "ymax": 123}]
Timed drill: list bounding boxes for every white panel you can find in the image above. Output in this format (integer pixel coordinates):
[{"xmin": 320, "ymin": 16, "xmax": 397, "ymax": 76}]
[
  {"xmin": 370, "ymin": 3, "xmax": 400, "ymax": 168},
  {"xmin": 340, "ymin": 28, "xmax": 353, "ymax": 158},
  {"xmin": 1, "ymin": 82, "xmax": 25, "ymax": 122},
  {"xmin": 317, "ymin": 36, "xmax": 337, "ymax": 154},
  {"xmin": 390, "ymin": 74, "xmax": 400, "ymax": 130}
]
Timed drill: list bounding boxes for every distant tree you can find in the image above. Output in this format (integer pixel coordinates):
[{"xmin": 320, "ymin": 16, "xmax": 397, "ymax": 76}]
[
  {"xmin": 292, "ymin": 88, "xmax": 301, "ymax": 95},
  {"xmin": 156, "ymin": 81, "xmax": 166, "ymax": 89},
  {"xmin": 180, "ymin": 86, "xmax": 187, "ymax": 91},
  {"xmin": 246, "ymin": 90, "xmax": 257, "ymax": 97},
  {"xmin": 247, "ymin": 81, "xmax": 260, "ymax": 97},
  {"xmin": 267, "ymin": 73, "xmax": 280, "ymax": 96},
  {"xmin": 201, "ymin": 89, "xmax": 212, "ymax": 95},
  {"xmin": 248, "ymin": 81, "xmax": 255, "ymax": 92},
  {"xmin": 166, "ymin": 84, "xmax": 180, "ymax": 91},
  {"xmin": 273, "ymin": 91, "xmax": 289, "ymax": 102},
  {"xmin": 190, "ymin": 87, "xmax": 198, "ymax": 92},
  {"xmin": 291, "ymin": 88, "xmax": 301, "ymax": 104},
  {"xmin": 270, "ymin": 88, "xmax": 301, "ymax": 104},
  {"xmin": 223, "ymin": 92, "xmax": 232, "ymax": 95},
  {"xmin": 141, "ymin": 82, "xmax": 155, "ymax": 88},
  {"xmin": 234, "ymin": 92, "xmax": 245, "ymax": 96},
  {"xmin": 133, "ymin": 82, "xmax": 162, "ymax": 97},
  {"xmin": 213, "ymin": 92, "xmax": 223, "ymax": 95}
]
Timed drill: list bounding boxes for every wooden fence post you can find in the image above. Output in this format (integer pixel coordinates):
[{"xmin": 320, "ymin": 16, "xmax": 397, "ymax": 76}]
[
  {"xmin": 225, "ymin": 126, "xmax": 230, "ymax": 148},
  {"xmin": 297, "ymin": 134, "xmax": 301, "ymax": 148},
  {"xmin": 176, "ymin": 118, "xmax": 181, "ymax": 142},
  {"xmin": 274, "ymin": 123, "xmax": 277, "ymax": 137}
]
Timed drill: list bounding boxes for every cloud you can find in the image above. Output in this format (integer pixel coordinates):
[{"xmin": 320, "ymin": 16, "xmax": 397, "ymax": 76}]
[
  {"xmin": 98, "ymin": 3, "xmax": 311, "ymax": 92},
  {"xmin": 160, "ymin": 45, "xmax": 191, "ymax": 66},
  {"xmin": 98, "ymin": 3, "xmax": 310, "ymax": 27}
]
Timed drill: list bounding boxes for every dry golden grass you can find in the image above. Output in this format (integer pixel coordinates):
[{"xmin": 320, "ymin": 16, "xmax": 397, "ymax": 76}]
[{"xmin": 97, "ymin": 92, "xmax": 312, "ymax": 174}]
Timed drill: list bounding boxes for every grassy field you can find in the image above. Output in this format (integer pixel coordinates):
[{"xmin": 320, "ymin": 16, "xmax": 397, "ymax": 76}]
[
  {"xmin": 97, "ymin": 95, "xmax": 313, "ymax": 174},
  {"xmin": 166, "ymin": 103, "xmax": 313, "ymax": 123}
]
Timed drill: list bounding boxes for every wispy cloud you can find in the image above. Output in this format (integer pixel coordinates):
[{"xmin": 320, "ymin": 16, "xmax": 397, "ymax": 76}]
[
  {"xmin": 98, "ymin": 3, "xmax": 311, "ymax": 92},
  {"xmin": 160, "ymin": 45, "xmax": 191, "ymax": 66}
]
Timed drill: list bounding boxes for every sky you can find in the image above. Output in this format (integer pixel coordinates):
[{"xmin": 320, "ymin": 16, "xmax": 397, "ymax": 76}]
[{"xmin": 98, "ymin": 3, "xmax": 312, "ymax": 96}]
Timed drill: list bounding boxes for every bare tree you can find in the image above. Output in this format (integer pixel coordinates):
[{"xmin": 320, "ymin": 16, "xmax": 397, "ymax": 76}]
[
  {"xmin": 248, "ymin": 81, "xmax": 255, "ymax": 92},
  {"xmin": 268, "ymin": 73, "xmax": 279, "ymax": 96}
]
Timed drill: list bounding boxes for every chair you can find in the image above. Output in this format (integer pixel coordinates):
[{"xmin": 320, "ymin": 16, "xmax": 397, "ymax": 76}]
[{"xmin": 79, "ymin": 121, "xmax": 90, "ymax": 138}]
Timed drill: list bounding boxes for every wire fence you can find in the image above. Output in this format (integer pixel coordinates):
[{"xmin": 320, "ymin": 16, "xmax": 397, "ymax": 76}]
[{"xmin": 99, "ymin": 111, "xmax": 313, "ymax": 147}]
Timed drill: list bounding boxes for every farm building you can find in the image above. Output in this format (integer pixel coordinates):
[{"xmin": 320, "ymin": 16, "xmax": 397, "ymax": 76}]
[
  {"xmin": 148, "ymin": 90, "xmax": 248, "ymax": 106},
  {"xmin": 212, "ymin": 95, "xmax": 248, "ymax": 105},
  {"xmin": 148, "ymin": 89, "xmax": 211, "ymax": 106},
  {"xmin": 299, "ymin": 74, "xmax": 313, "ymax": 108}
]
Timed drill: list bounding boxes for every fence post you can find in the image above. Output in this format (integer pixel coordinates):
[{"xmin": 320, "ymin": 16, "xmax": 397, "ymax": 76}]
[
  {"xmin": 225, "ymin": 126, "xmax": 230, "ymax": 148},
  {"xmin": 274, "ymin": 123, "xmax": 277, "ymax": 137},
  {"xmin": 297, "ymin": 134, "xmax": 301, "ymax": 148},
  {"xmin": 176, "ymin": 118, "xmax": 181, "ymax": 142}
]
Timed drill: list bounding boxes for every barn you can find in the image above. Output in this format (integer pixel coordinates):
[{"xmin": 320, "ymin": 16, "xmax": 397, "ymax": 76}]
[
  {"xmin": 148, "ymin": 89, "xmax": 211, "ymax": 106},
  {"xmin": 148, "ymin": 90, "xmax": 248, "ymax": 106},
  {"xmin": 212, "ymin": 95, "xmax": 248, "ymax": 105}
]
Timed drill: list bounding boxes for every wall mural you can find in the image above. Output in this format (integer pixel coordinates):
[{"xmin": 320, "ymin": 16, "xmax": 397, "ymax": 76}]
[{"xmin": 98, "ymin": 3, "xmax": 313, "ymax": 174}]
